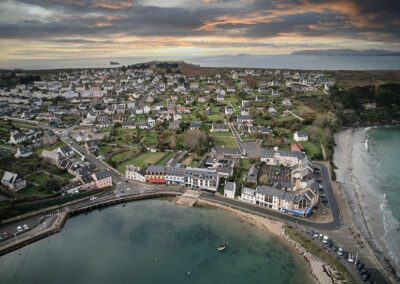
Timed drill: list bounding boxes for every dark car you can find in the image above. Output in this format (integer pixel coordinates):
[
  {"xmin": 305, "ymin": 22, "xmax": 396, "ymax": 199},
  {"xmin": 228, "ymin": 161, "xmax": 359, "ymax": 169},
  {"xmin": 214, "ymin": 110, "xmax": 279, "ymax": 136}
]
[
  {"xmin": 362, "ymin": 272, "xmax": 371, "ymax": 281},
  {"xmin": 359, "ymin": 267, "xmax": 368, "ymax": 275},
  {"xmin": 332, "ymin": 245, "xmax": 338, "ymax": 252},
  {"xmin": 342, "ymin": 251, "xmax": 348, "ymax": 259},
  {"xmin": 356, "ymin": 263, "xmax": 365, "ymax": 270}
]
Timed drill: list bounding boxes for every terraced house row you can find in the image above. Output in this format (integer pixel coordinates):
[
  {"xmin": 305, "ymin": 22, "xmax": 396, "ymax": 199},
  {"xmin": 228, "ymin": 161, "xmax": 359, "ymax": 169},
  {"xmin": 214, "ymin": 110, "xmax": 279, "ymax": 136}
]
[{"xmin": 126, "ymin": 165, "xmax": 220, "ymax": 191}]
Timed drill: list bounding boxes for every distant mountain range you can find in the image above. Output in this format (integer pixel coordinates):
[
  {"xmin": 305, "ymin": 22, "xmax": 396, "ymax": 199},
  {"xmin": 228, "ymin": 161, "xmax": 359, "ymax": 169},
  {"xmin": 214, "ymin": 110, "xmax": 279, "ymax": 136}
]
[{"xmin": 291, "ymin": 49, "xmax": 400, "ymax": 56}]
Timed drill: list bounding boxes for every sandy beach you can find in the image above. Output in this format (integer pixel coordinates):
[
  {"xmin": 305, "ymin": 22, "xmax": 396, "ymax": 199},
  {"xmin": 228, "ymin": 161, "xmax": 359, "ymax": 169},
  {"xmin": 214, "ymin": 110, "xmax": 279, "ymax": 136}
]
[
  {"xmin": 198, "ymin": 199, "xmax": 343, "ymax": 284},
  {"xmin": 334, "ymin": 128, "xmax": 399, "ymax": 280}
]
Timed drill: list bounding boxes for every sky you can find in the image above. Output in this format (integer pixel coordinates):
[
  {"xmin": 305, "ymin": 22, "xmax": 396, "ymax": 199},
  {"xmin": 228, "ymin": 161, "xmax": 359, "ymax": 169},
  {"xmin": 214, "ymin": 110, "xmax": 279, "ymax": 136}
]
[{"xmin": 0, "ymin": 0, "xmax": 399, "ymax": 64}]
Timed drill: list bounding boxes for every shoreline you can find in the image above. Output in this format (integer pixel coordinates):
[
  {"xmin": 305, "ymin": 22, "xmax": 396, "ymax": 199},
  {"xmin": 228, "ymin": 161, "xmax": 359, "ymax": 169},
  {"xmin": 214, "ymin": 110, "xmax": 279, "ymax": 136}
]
[
  {"xmin": 197, "ymin": 199, "xmax": 342, "ymax": 284},
  {"xmin": 333, "ymin": 127, "xmax": 399, "ymax": 281}
]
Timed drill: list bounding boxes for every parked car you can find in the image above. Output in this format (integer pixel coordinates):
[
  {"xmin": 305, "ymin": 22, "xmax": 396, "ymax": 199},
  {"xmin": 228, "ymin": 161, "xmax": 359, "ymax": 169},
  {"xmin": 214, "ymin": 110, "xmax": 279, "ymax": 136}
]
[
  {"xmin": 23, "ymin": 224, "xmax": 29, "ymax": 230},
  {"xmin": 332, "ymin": 244, "xmax": 338, "ymax": 252},
  {"xmin": 356, "ymin": 263, "xmax": 365, "ymax": 271},
  {"xmin": 313, "ymin": 231, "xmax": 319, "ymax": 238},
  {"xmin": 338, "ymin": 247, "xmax": 343, "ymax": 256},
  {"xmin": 323, "ymin": 235, "xmax": 329, "ymax": 244},
  {"xmin": 17, "ymin": 226, "xmax": 22, "ymax": 232},
  {"xmin": 359, "ymin": 267, "xmax": 369, "ymax": 275},
  {"xmin": 362, "ymin": 272, "xmax": 371, "ymax": 281},
  {"xmin": 348, "ymin": 254, "xmax": 354, "ymax": 263}
]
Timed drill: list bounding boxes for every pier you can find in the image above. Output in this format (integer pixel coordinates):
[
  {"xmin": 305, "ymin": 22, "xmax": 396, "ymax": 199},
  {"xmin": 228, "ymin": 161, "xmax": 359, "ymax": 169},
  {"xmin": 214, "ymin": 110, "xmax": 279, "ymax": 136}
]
[{"xmin": 175, "ymin": 189, "xmax": 200, "ymax": 207}]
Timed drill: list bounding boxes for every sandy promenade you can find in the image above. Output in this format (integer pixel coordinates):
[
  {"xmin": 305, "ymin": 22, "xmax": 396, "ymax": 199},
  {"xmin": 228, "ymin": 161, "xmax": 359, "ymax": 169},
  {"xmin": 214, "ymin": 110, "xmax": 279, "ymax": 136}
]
[{"xmin": 198, "ymin": 199, "xmax": 342, "ymax": 284}]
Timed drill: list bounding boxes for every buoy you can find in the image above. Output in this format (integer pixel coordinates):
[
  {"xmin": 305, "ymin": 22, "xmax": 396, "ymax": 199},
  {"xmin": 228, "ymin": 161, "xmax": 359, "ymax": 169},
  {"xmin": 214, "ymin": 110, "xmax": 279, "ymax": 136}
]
[{"xmin": 188, "ymin": 272, "xmax": 190, "ymax": 275}]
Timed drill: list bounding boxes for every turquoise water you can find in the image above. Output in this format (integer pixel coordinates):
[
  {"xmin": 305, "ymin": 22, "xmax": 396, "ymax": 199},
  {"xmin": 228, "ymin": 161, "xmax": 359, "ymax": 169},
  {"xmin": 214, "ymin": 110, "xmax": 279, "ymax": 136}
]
[
  {"xmin": 366, "ymin": 127, "xmax": 400, "ymax": 226},
  {"xmin": 364, "ymin": 127, "xmax": 400, "ymax": 264},
  {"xmin": 0, "ymin": 199, "xmax": 313, "ymax": 284},
  {"xmin": 347, "ymin": 127, "xmax": 400, "ymax": 268}
]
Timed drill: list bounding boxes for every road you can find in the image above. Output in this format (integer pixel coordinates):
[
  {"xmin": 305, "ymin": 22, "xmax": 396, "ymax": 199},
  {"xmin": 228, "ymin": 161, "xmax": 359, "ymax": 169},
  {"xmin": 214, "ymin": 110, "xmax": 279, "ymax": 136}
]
[{"xmin": 229, "ymin": 122, "xmax": 262, "ymax": 158}]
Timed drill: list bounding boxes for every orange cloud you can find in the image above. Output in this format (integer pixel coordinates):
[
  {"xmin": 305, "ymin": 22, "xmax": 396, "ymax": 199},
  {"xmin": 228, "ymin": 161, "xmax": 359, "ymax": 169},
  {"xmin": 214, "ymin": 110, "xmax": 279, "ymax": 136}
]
[{"xmin": 91, "ymin": 0, "xmax": 134, "ymax": 10}]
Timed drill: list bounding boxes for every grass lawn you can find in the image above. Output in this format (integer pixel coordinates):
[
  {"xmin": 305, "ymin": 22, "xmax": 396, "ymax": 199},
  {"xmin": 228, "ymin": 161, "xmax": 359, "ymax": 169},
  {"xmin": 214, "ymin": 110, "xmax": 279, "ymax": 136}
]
[
  {"xmin": 110, "ymin": 147, "xmax": 139, "ymax": 163},
  {"xmin": 155, "ymin": 151, "xmax": 174, "ymax": 165},
  {"xmin": 34, "ymin": 141, "xmax": 66, "ymax": 155},
  {"xmin": 16, "ymin": 186, "xmax": 55, "ymax": 198},
  {"xmin": 142, "ymin": 131, "xmax": 158, "ymax": 147},
  {"xmin": 209, "ymin": 131, "xmax": 238, "ymax": 148},
  {"xmin": 116, "ymin": 151, "xmax": 168, "ymax": 173},
  {"xmin": 302, "ymin": 141, "xmax": 322, "ymax": 158}
]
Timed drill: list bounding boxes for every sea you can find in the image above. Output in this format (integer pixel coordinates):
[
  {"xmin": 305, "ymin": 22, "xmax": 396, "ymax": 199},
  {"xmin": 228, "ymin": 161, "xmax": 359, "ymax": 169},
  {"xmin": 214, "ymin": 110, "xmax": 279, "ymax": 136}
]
[
  {"xmin": 0, "ymin": 199, "xmax": 314, "ymax": 284},
  {"xmin": 1, "ymin": 54, "xmax": 400, "ymax": 70},
  {"xmin": 334, "ymin": 127, "xmax": 400, "ymax": 272}
]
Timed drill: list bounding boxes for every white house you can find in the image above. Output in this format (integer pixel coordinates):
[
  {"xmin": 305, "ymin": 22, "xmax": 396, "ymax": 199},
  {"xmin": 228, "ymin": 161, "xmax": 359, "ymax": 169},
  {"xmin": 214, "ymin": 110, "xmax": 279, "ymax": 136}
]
[
  {"xmin": 15, "ymin": 146, "xmax": 33, "ymax": 158},
  {"xmin": 147, "ymin": 117, "xmax": 156, "ymax": 128},
  {"xmin": 241, "ymin": 187, "xmax": 256, "ymax": 204},
  {"xmin": 224, "ymin": 181, "xmax": 236, "ymax": 199},
  {"xmin": 1, "ymin": 171, "xmax": 26, "ymax": 192},
  {"xmin": 126, "ymin": 166, "xmax": 146, "ymax": 182},
  {"xmin": 294, "ymin": 131, "xmax": 308, "ymax": 142}
]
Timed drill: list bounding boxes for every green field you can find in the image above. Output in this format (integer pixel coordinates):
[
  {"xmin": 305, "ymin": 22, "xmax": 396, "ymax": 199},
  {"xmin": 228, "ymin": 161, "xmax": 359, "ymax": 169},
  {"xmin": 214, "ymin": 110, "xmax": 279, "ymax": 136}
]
[
  {"xmin": 110, "ymin": 147, "xmax": 139, "ymax": 163},
  {"xmin": 209, "ymin": 131, "xmax": 238, "ymax": 148},
  {"xmin": 116, "ymin": 151, "xmax": 168, "ymax": 173},
  {"xmin": 155, "ymin": 151, "xmax": 174, "ymax": 165},
  {"xmin": 34, "ymin": 141, "xmax": 66, "ymax": 155}
]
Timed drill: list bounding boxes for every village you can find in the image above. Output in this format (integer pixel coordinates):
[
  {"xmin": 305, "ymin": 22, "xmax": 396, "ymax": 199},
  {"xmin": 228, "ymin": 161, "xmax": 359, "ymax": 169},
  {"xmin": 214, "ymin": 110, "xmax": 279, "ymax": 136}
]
[{"xmin": 0, "ymin": 62, "xmax": 334, "ymax": 218}]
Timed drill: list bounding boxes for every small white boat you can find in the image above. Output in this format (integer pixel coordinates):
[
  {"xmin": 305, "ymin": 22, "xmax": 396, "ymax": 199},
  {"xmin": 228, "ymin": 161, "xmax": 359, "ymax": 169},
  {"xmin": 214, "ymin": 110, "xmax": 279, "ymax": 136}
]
[
  {"xmin": 218, "ymin": 236, "xmax": 227, "ymax": 251},
  {"xmin": 365, "ymin": 139, "xmax": 369, "ymax": 150}
]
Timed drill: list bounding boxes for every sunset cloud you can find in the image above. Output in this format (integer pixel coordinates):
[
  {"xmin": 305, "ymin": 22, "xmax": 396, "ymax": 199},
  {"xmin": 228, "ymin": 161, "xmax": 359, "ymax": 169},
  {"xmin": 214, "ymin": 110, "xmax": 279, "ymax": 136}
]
[{"xmin": 0, "ymin": 0, "xmax": 399, "ymax": 64}]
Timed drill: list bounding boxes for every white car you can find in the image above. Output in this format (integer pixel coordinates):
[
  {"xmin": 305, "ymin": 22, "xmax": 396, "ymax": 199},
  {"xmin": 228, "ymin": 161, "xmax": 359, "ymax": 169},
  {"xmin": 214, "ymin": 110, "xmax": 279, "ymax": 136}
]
[
  {"xmin": 23, "ymin": 224, "xmax": 29, "ymax": 230},
  {"xmin": 17, "ymin": 226, "xmax": 23, "ymax": 232},
  {"xmin": 338, "ymin": 247, "xmax": 343, "ymax": 256},
  {"xmin": 89, "ymin": 196, "xmax": 97, "ymax": 201},
  {"xmin": 323, "ymin": 235, "xmax": 329, "ymax": 244},
  {"xmin": 348, "ymin": 254, "xmax": 354, "ymax": 263}
]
